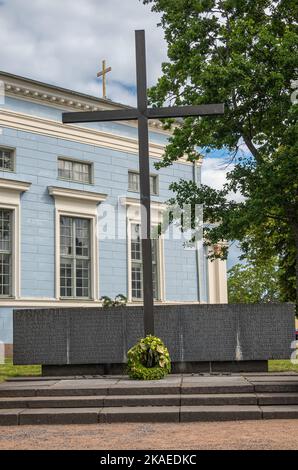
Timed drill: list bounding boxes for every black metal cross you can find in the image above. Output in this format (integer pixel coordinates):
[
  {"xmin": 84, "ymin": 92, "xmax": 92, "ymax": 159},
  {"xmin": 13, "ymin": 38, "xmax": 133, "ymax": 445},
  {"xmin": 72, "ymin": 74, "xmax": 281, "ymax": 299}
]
[{"xmin": 62, "ymin": 30, "xmax": 224, "ymax": 337}]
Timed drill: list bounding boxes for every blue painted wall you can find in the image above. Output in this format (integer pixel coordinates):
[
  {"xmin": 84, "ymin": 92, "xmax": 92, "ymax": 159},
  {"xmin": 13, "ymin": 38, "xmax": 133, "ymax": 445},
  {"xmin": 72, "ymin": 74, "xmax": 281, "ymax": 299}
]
[{"xmin": 0, "ymin": 96, "xmax": 202, "ymax": 343}]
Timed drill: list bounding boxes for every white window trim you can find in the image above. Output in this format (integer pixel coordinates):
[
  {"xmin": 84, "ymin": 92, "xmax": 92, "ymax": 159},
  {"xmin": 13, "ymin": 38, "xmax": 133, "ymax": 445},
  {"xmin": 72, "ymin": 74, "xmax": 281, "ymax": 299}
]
[
  {"xmin": 128, "ymin": 170, "xmax": 159, "ymax": 196},
  {"xmin": 0, "ymin": 145, "xmax": 16, "ymax": 173},
  {"xmin": 57, "ymin": 156, "xmax": 94, "ymax": 185},
  {"xmin": 48, "ymin": 186, "xmax": 107, "ymax": 301},
  {"xmin": 0, "ymin": 178, "xmax": 31, "ymax": 299},
  {"xmin": 123, "ymin": 197, "xmax": 165, "ymax": 303}
]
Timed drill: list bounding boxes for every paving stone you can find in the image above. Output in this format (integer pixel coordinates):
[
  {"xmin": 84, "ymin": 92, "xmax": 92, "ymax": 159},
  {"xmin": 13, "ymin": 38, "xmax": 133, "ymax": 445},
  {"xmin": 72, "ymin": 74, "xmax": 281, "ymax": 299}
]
[
  {"xmin": 19, "ymin": 408, "xmax": 101, "ymax": 425},
  {"xmin": 0, "ymin": 380, "xmax": 59, "ymax": 388},
  {"xmin": 50, "ymin": 379, "xmax": 119, "ymax": 388},
  {"xmin": 180, "ymin": 405, "xmax": 262, "ymax": 422},
  {"xmin": 261, "ymin": 405, "xmax": 298, "ymax": 419},
  {"xmin": 35, "ymin": 387, "xmax": 109, "ymax": 397},
  {"xmin": 247, "ymin": 376, "xmax": 298, "ymax": 382},
  {"xmin": 99, "ymin": 406, "xmax": 180, "ymax": 423},
  {"xmin": 181, "ymin": 376, "xmax": 254, "ymax": 394}
]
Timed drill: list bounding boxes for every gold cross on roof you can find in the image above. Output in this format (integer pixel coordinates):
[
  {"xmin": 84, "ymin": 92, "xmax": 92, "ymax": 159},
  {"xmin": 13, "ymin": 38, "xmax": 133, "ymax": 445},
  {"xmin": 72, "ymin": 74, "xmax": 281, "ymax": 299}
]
[{"xmin": 97, "ymin": 60, "xmax": 112, "ymax": 99}]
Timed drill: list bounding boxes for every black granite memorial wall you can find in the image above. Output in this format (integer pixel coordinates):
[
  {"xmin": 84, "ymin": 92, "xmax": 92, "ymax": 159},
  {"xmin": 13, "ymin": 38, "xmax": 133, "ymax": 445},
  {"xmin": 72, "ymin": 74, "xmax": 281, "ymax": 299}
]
[{"xmin": 13, "ymin": 304, "xmax": 295, "ymax": 374}]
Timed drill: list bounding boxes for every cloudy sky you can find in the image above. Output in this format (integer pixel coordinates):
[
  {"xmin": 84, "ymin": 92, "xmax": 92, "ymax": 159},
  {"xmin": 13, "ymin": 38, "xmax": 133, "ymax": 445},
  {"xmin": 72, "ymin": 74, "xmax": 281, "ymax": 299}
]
[{"xmin": 0, "ymin": 0, "xmax": 241, "ymax": 267}]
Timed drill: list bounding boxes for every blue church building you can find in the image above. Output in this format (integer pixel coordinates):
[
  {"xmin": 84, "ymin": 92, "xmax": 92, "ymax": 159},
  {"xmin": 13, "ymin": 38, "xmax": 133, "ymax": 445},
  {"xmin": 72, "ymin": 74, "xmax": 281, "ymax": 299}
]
[{"xmin": 0, "ymin": 71, "xmax": 227, "ymax": 352}]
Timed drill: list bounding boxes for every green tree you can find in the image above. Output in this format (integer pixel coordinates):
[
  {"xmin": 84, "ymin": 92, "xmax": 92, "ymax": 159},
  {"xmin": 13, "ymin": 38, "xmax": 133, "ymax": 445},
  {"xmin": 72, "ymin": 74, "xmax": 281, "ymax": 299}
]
[
  {"xmin": 228, "ymin": 259, "xmax": 281, "ymax": 303},
  {"xmin": 143, "ymin": 0, "xmax": 298, "ymax": 305}
]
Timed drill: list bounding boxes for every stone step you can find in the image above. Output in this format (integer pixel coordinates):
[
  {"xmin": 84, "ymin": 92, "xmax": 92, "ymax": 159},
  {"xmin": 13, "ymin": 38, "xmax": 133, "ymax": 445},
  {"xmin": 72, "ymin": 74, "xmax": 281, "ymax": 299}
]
[
  {"xmin": 2, "ymin": 404, "xmax": 298, "ymax": 425},
  {"xmin": 2, "ymin": 392, "xmax": 298, "ymax": 409},
  {"xmin": 257, "ymin": 393, "xmax": 298, "ymax": 405},
  {"xmin": 1, "ymin": 382, "xmax": 298, "ymax": 398},
  {"xmin": 0, "ymin": 393, "xmax": 261, "ymax": 409},
  {"xmin": 180, "ymin": 405, "xmax": 262, "ymax": 422}
]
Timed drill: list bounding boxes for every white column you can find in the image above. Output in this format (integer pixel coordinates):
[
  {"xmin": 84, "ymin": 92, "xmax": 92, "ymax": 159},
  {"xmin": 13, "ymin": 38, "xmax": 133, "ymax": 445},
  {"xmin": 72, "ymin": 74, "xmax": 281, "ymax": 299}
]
[{"xmin": 207, "ymin": 244, "xmax": 228, "ymax": 304}]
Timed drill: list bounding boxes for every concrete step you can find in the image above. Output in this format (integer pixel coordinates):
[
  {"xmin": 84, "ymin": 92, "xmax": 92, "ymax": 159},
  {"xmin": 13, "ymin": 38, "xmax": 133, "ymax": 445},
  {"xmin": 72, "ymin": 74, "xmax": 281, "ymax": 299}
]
[
  {"xmin": 261, "ymin": 406, "xmax": 298, "ymax": 419},
  {"xmin": 0, "ymin": 393, "xmax": 260, "ymax": 409},
  {"xmin": 257, "ymin": 393, "xmax": 298, "ymax": 405},
  {"xmin": 253, "ymin": 383, "xmax": 298, "ymax": 393},
  {"xmin": 1, "ymin": 382, "xmax": 298, "ymax": 398},
  {"xmin": 180, "ymin": 405, "xmax": 262, "ymax": 422},
  {"xmin": 2, "ymin": 404, "xmax": 298, "ymax": 425},
  {"xmin": 0, "ymin": 408, "xmax": 101, "ymax": 426}
]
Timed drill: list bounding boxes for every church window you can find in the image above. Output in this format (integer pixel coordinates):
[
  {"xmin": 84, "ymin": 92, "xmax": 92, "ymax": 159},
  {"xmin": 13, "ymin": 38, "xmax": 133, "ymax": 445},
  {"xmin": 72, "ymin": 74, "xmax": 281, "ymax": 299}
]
[
  {"xmin": 128, "ymin": 171, "xmax": 158, "ymax": 195},
  {"xmin": 0, "ymin": 148, "xmax": 14, "ymax": 172},
  {"xmin": 0, "ymin": 209, "xmax": 12, "ymax": 297},
  {"xmin": 60, "ymin": 216, "xmax": 91, "ymax": 298},
  {"xmin": 58, "ymin": 158, "xmax": 92, "ymax": 184},
  {"xmin": 130, "ymin": 223, "xmax": 160, "ymax": 300}
]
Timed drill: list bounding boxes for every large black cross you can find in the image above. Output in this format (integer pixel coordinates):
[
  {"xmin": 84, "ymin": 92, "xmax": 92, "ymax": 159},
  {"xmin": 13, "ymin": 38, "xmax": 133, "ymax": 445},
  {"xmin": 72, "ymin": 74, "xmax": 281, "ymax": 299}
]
[{"xmin": 62, "ymin": 30, "xmax": 224, "ymax": 337}]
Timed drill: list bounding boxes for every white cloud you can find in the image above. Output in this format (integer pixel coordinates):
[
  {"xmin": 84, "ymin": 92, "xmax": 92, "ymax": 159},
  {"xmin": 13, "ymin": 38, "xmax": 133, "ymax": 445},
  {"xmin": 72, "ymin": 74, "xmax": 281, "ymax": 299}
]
[
  {"xmin": 0, "ymin": 0, "xmax": 167, "ymax": 106},
  {"xmin": 201, "ymin": 157, "xmax": 232, "ymax": 191}
]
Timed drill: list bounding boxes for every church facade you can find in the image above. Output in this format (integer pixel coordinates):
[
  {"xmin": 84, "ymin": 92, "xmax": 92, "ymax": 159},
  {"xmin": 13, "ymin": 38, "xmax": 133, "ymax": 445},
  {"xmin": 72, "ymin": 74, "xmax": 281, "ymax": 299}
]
[{"xmin": 0, "ymin": 71, "xmax": 227, "ymax": 352}]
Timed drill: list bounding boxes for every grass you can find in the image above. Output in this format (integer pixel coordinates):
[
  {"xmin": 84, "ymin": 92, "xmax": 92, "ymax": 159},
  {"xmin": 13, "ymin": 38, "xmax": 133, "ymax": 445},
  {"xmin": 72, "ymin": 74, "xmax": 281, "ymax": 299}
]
[
  {"xmin": 0, "ymin": 358, "xmax": 41, "ymax": 383},
  {"xmin": 269, "ymin": 360, "xmax": 298, "ymax": 373},
  {"xmin": 0, "ymin": 359, "xmax": 297, "ymax": 383}
]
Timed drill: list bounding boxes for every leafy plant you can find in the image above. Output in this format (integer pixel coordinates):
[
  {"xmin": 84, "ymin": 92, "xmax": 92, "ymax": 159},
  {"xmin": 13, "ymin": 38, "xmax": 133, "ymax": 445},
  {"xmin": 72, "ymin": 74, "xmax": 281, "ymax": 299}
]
[
  {"xmin": 142, "ymin": 0, "xmax": 298, "ymax": 308},
  {"xmin": 100, "ymin": 294, "xmax": 128, "ymax": 308},
  {"xmin": 127, "ymin": 335, "xmax": 171, "ymax": 380},
  {"xmin": 228, "ymin": 258, "xmax": 281, "ymax": 303}
]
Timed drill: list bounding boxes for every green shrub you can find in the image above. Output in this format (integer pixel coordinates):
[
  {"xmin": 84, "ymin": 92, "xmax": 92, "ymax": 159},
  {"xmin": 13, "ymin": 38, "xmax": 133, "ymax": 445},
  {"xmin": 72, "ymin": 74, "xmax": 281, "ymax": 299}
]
[
  {"xmin": 100, "ymin": 294, "xmax": 127, "ymax": 307},
  {"xmin": 127, "ymin": 335, "xmax": 171, "ymax": 380}
]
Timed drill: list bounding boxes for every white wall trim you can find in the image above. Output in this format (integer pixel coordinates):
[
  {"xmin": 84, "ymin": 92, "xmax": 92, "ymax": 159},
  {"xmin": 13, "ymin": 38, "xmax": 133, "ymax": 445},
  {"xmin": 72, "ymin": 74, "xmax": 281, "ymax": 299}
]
[
  {"xmin": 122, "ymin": 198, "xmax": 165, "ymax": 303},
  {"xmin": 119, "ymin": 196, "xmax": 166, "ymax": 212},
  {"xmin": 207, "ymin": 244, "xmax": 228, "ymax": 304},
  {"xmin": 0, "ymin": 109, "xmax": 192, "ymax": 164},
  {"xmin": 1, "ymin": 73, "xmax": 173, "ymax": 134},
  {"xmin": 48, "ymin": 186, "xmax": 107, "ymax": 204},
  {"xmin": 49, "ymin": 187, "xmax": 107, "ymax": 301},
  {"xmin": 0, "ymin": 298, "xmax": 203, "ymax": 308},
  {"xmin": 0, "ymin": 178, "xmax": 31, "ymax": 195},
  {"xmin": 0, "ymin": 178, "xmax": 31, "ymax": 299}
]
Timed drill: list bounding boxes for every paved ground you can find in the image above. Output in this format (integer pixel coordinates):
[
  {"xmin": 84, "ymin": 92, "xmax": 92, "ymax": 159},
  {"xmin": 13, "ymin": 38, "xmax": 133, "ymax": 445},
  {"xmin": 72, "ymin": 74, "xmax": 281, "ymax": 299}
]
[{"xmin": 0, "ymin": 420, "xmax": 298, "ymax": 450}]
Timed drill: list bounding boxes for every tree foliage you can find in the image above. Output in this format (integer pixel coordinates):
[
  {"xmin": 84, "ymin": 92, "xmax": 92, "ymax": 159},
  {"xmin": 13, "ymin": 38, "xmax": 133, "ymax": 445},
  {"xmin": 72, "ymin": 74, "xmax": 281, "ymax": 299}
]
[
  {"xmin": 228, "ymin": 259, "xmax": 281, "ymax": 303},
  {"xmin": 143, "ymin": 0, "xmax": 298, "ymax": 305}
]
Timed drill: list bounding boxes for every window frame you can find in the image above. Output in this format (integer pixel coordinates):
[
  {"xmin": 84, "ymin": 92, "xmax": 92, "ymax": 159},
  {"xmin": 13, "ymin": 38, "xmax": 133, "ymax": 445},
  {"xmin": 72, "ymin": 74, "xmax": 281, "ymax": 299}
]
[
  {"xmin": 127, "ymin": 218, "xmax": 164, "ymax": 303},
  {"xmin": 0, "ymin": 147, "xmax": 16, "ymax": 173},
  {"xmin": 56, "ymin": 211, "xmax": 96, "ymax": 301},
  {"xmin": 57, "ymin": 157, "xmax": 94, "ymax": 185},
  {"xmin": 128, "ymin": 170, "xmax": 159, "ymax": 196},
  {"xmin": 0, "ymin": 208, "xmax": 13, "ymax": 298},
  {"xmin": 60, "ymin": 215, "xmax": 92, "ymax": 300},
  {"xmin": 49, "ymin": 186, "xmax": 107, "ymax": 303}
]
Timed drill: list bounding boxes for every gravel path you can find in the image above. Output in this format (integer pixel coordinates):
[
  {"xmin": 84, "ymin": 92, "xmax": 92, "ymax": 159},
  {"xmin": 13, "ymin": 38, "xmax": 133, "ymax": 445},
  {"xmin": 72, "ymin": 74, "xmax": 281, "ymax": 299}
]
[{"xmin": 0, "ymin": 420, "xmax": 297, "ymax": 450}]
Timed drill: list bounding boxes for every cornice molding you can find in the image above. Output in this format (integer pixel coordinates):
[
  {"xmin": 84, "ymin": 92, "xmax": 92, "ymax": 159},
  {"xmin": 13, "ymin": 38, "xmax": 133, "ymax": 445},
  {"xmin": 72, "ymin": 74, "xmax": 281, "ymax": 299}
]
[
  {"xmin": 48, "ymin": 186, "xmax": 107, "ymax": 204},
  {"xmin": 0, "ymin": 177, "xmax": 31, "ymax": 193},
  {"xmin": 0, "ymin": 109, "xmax": 176, "ymax": 161},
  {"xmin": 119, "ymin": 196, "xmax": 166, "ymax": 211},
  {"xmin": 1, "ymin": 75, "xmax": 170, "ymax": 134}
]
